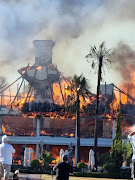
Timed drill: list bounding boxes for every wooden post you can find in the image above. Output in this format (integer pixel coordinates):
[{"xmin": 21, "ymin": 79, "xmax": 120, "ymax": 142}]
[
  {"xmin": 9, "ymin": 89, "xmax": 11, "ymax": 102},
  {"xmin": 17, "ymin": 83, "xmax": 19, "ymax": 101},
  {"xmin": 23, "ymin": 80, "xmax": 26, "ymax": 97},
  {"xmin": 119, "ymin": 90, "xmax": 121, "ymax": 108},
  {"xmin": 127, "ymin": 84, "xmax": 129, "ymax": 104},
  {"xmin": 1, "ymin": 93, "xmax": 3, "ymax": 106},
  {"xmin": 0, "ymin": 116, "xmax": 2, "ymax": 135},
  {"xmin": 105, "ymin": 82, "xmax": 106, "ymax": 95}
]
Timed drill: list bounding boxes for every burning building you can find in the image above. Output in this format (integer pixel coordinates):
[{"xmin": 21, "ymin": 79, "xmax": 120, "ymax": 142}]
[
  {"xmin": 0, "ymin": 40, "xmax": 133, "ymax": 166},
  {"xmin": 18, "ymin": 40, "xmax": 60, "ymax": 101}
]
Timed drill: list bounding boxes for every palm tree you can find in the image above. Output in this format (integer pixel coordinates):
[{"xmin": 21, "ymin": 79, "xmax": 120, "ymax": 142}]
[
  {"xmin": 39, "ymin": 151, "xmax": 54, "ymax": 170},
  {"xmin": 86, "ymin": 42, "xmax": 112, "ymax": 170},
  {"xmin": 66, "ymin": 74, "xmax": 89, "ymax": 164}
]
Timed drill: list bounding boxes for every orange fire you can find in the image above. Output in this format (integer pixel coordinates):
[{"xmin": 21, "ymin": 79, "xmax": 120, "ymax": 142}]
[
  {"xmin": 36, "ymin": 66, "xmax": 42, "ymax": 70},
  {"xmin": 53, "ymin": 79, "xmax": 95, "ymax": 111},
  {"xmin": 2, "ymin": 125, "xmax": 6, "ymax": 133},
  {"xmin": 21, "ymin": 71, "xmax": 25, "ymax": 74},
  {"xmin": 110, "ymin": 95, "xmax": 119, "ymax": 115}
]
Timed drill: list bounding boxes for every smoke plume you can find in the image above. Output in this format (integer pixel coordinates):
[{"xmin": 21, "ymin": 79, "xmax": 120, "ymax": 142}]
[{"xmin": 0, "ymin": 0, "xmax": 135, "ymax": 92}]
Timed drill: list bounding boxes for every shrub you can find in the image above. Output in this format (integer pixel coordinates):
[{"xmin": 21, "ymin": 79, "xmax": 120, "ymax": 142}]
[
  {"xmin": 103, "ymin": 158, "xmax": 116, "ymax": 173},
  {"xmin": 126, "ymin": 141, "xmax": 132, "ymax": 164},
  {"xmin": 77, "ymin": 162, "xmax": 87, "ymax": 169},
  {"xmin": 73, "ymin": 171, "xmax": 131, "ymax": 179},
  {"xmin": 31, "ymin": 159, "xmax": 40, "ymax": 169},
  {"xmin": 111, "ymin": 111, "xmax": 123, "ymax": 170},
  {"xmin": 39, "ymin": 151, "xmax": 55, "ymax": 170},
  {"xmin": 105, "ymin": 158, "xmax": 116, "ymax": 164},
  {"xmin": 103, "ymin": 162, "xmax": 116, "ymax": 173},
  {"xmin": 98, "ymin": 152, "xmax": 110, "ymax": 165}
]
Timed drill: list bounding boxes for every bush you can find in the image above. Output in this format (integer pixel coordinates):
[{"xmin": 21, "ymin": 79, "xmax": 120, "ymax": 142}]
[
  {"xmin": 103, "ymin": 162, "xmax": 116, "ymax": 173},
  {"xmin": 73, "ymin": 170, "xmax": 131, "ymax": 179},
  {"xmin": 77, "ymin": 162, "xmax": 87, "ymax": 169},
  {"xmin": 105, "ymin": 158, "xmax": 116, "ymax": 164},
  {"xmin": 111, "ymin": 111, "xmax": 123, "ymax": 170},
  {"xmin": 98, "ymin": 152, "xmax": 110, "ymax": 165},
  {"xmin": 126, "ymin": 141, "xmax": 132, "ymax": 164},
  {"xmin": 11, "ymin": 167, "xmax": 131, "ymax": 179},
  {"xmin": 103, "ymin": 158, "xmax": 116, "ymax": 173},
  {"xmin": 31, "ymin": 159, "xmax": 40, "ymax": 169},
  {"xmin": 39, "ymin": 151, "xmax": 54, "ymax": 169}
]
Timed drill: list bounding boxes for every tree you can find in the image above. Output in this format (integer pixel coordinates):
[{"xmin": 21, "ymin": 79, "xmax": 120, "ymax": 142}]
[
  {"xmin": 110, "ymin": 111, "xmax": 123, "ymax": 170},
  {"xmin": 39, "ymin": 151, "xmax": 54, "ymax": 170},
  {"xmin": 66, "ymin": 74, "xmax": 89, "ymax": 164},
  {"xmin": 126, "ymin": 141, "xmax": 133, "ymax": 162},
  {"xmin": 86, "ymin": 42, "xmax": 112, "ymax": 170}
]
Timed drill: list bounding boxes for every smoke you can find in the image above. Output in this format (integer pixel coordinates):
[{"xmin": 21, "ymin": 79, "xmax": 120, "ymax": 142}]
[
  {"xmin": 112, "ymin": 42, "xmax": 135, "ymax": 93},
  {"xmin": 0, "ymin": 0, "xmax": 102, "ymax": 85},
  {"xmin": 0, "ymin": 0, "xmax": 135, "ymax": 91},
  {"xmin": 102, "ymin": 0, "xmax": 135, "ymax": 21},
  {"xmin": 113, "ymin": 43, "xmax": 135, "ymax": 81}
]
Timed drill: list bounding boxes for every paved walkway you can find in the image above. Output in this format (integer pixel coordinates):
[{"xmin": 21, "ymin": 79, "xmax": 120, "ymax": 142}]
[
  {"xmin": 17, "ymin": 173, "xmax": 131, "ymax": 180},
  {"xmin": 18, "ymin": 173, "xmax": 42, "ymax": 179}
]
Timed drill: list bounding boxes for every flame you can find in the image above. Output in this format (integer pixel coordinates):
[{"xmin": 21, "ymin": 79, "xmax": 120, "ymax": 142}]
[
  {"xmin": 40, "ymin": 130, "xmax": 53, "ymax": 136},
  {"xmin": 53, "ymin": 79, "xmax": 95, "ymax": 111},
  {"xmin": 70, "ymin": 133, "xmax": 74, "ymax": 137},
  {"xmin": 2, "ymin": 125, "xmax": 13, "ymax": 135},
  {"xmin": 2, "ymin": 125, "xmax": 6, "ymax": 133},
  {"xmin": 21, "ymin": 70, "xmax": 26, "ymax": 74},
  {"xmin": 8, "ymin": 94, "xmax": 34, "ymax": 111},
  {"xmin": 52, "ymin": 81, "xmax": 67, "ymax": 106},
  {"xmin": 105, "ymin": 114, "xmax": 112, "ymax": 120},
  {"xmin": 36, "ymin": 66, "xmax": 42, "ymax": 70},
  {"xmin": 121, "ymin": 93, "xmax": 128, "ymax": 104},
  {"xmin": 19, "ymin": 64, "xmax": 43, "ymax": 75},
  {"xmin": 110, "ymin": 93, "xmax": 120, "ymax": 116},
  {"xmin": 79, "ymin": 95, "xmax": 91, "ymax": 109}
]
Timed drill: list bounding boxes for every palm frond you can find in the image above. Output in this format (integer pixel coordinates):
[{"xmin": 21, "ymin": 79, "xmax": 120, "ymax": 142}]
[
  {"xmin": 85, "ymin": 42, "xmax": 113, "ymax": 82},
  {"xmin": 91, "ymin": 61, "xmax": 95, "ymax": 69}
]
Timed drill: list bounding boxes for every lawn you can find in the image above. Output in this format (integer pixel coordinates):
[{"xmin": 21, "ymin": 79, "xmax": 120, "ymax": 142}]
[{"xmin": 41, "ymin": 174, "xmax": 131, "ymax": 180}]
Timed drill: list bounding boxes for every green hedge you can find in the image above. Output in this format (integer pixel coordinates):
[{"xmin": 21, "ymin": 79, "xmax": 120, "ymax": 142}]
[
  {"xmin": 77, "ymin": 162, "xmax": 87, "ymax": 169},
  {"xmin": 11, "ymin": 167, "xmax": 131, "ymax": 179},
  {"xmin": 31, "ymin": 159, "xmax": 40, "ymax": 169},
  {"xmin": 73, "ymin": 170, "xmax": 131, "ymax": 179},
  {"xmin": 12, "ymin": 168, "xmax": 50, "ymax": 174},
  {"xmin": 16, "ymin": 170, "xmax": 131, "ymax": 179}
]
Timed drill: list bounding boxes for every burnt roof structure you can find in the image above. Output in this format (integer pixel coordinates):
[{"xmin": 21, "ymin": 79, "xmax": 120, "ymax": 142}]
[{"xmin": 18, "ymin": 40, "xmax": 60, "ymax": 101}]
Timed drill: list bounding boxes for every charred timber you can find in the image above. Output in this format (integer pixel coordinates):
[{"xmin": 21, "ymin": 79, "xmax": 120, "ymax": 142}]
[{"xmin": 21, "ymin": 101, "xmax": 65, "ymax": 113}]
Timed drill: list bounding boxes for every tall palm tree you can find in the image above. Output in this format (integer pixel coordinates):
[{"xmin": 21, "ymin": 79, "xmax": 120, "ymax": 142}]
[
  {"xmin": 66, "ymin": 74, "xmax": 89, "ymax": 164},
  {"xmin": 86, "ymin": 42, "xmax": 112, "ymax": 170}
]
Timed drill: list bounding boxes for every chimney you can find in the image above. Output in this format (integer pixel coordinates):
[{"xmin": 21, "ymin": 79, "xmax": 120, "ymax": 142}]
[{"xmin": 33, "ymin": 40, "xmax": 55, "ymax": 66}]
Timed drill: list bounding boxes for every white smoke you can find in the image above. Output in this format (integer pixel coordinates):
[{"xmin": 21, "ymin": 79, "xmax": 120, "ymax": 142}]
[{"xmin": 0, "ymin": 0, "xmax": 135, "ymax": 92}]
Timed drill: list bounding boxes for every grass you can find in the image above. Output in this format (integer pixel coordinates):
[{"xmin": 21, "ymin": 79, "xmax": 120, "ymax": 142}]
[{"xmin": 41, "ymin": 174, "xmax": 131, "ymax": 180}]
